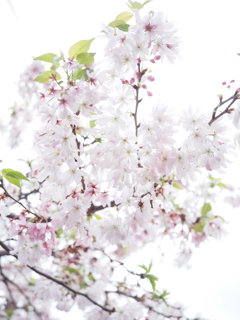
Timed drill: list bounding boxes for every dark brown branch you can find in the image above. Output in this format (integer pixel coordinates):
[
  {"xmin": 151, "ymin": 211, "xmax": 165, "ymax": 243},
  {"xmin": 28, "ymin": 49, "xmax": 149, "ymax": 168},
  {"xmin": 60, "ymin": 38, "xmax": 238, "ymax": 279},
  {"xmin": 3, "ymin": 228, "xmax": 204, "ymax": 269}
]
[
  {"xmin": 208, "ymin": 91, "xmax": 239, "ymax": 125},
  {"xmin": 19, "ymin": 188, "xmax": 40, "ymax": 201},
  {"xmin": 0, "ymin": 251, "xmax": 11, "ymax": 257},
  {"xmin": 87, "ymin": 201, "xmax": 118, "ymax": 216}
]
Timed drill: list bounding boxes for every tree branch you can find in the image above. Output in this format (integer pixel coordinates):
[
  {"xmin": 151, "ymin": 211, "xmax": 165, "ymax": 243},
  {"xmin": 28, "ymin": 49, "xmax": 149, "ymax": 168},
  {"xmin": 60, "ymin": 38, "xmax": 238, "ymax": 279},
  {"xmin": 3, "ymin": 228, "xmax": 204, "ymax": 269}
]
[
  {"xmin": 0, "ymin": 241, "xmax": 114, "ymax": 314},
  {"xmin": 208, "ymin": 90, "xmax": 239, "ymax": 125}
]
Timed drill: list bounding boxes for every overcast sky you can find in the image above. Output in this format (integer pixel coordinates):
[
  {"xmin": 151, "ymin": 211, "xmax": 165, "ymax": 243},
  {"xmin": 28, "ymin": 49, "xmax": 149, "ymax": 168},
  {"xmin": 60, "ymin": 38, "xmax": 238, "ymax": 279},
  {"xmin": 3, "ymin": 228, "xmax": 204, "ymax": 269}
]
[{"xmin": 1, "ymin": 1, "xmax": 240, "ymax": 319}]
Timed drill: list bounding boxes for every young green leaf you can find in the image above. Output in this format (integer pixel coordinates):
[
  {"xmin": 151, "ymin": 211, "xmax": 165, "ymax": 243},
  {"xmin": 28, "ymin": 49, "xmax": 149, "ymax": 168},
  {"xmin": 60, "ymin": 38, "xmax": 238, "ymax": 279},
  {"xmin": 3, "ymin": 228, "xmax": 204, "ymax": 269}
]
[
  {"xmin": 217, "ymin": 182, "xmax": 227, "ymax": 188},
  {"xmin": 145, "ymin": 274, "xmax": 159, "ymax": 291},
  {"xmin": 3, "ymin": 175, "xmax": 21, "ymax": 188},
  {"xmin": 34, "ymin": 70, "xmax": 61, "ymax": 83},
  {"xmin": 201, "ymin": 203, "xmax": 212, "ymax": 216},
  {"xmin": 2, "ymin": 169, "xmax": 29, "ymax": 181},
  {"xmin": 148, "ymin": 261, "xmax": 153, "ymax": 273},
  {"xmin": 1, "ymin": 169, "xmax": 29, "ymax": 189},
  {"xmin": 34, "ymin": 53, "xmax": 57, "ymax": 63},
  {"xmin": 94, "ymin": 214, "xmax": 102, "ymax": 220},
  {"xmin": 76, "ymin": 52, "xmax": 95, "ymax": 66},
  {"xmin": 152, "ymin": 290, "xmax": 170, "ymax": 306},
  {"xmin": 138, "ymin": 264, "xmax": 149, "ymax": 272},
  {"xmin": 193, "ymin": 221, "xmax": 206, "ymax": 233},
  {"xmin": 115, "ymin": 11, "xmax": 134, "ymax": 22},
  {"xmin": 89, "ymin": 120, "xmax": 96, "ymax": 128},
  {"xmin": 72, "ymin": 68, "xmax": 87, "ymax": 81},
  {"xmin": 172, "ymin": 183, "xmax": 182, "ymax": 190},
  {"xmin": 127, "ymin": 1, "xmax": 143, "ymax": 10},
  {"xmin": 108, "ymin": 20, "xmax": 130, "ymax": 32},
  {"xmin": 69, "ymin": 38, "xmax": 95, "ymax": 59}
]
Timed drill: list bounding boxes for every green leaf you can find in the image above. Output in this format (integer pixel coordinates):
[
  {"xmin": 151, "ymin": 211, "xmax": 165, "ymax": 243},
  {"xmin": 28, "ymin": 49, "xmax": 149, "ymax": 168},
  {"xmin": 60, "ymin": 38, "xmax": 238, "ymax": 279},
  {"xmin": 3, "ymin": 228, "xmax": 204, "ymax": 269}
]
[
  {"xmin": 127, "ymin": 0, "xmax": 153, "ymax": 10},
  {"xmin": 201, "ymin": 203, "xmax": 212, "ymax": 216},
  {"xmin": 127, "ymin": 1, "xmax": 143, "ymax": 10},
  {"xmin": 3, "ymin": 175, "xmax": 20, "ymax": 188},
  {"xmin": 34, "ymin": 53, "xmax": 57, "ymax": 63},
  {"xmin": 64, "ymin": 266, "xmax": 80, "ymax": 274},
  {"xmin": 69, "ymin": 38, "xmax": 95, "ymax": 59},
  {"xmin": 34, "ymin": 70, "xmax": 61, "ymax": 83},
  {"xmin": 87, "ymin": 215, "xmax": 93, "ymax": 221},
  {"xmin": 72, "ymin": 68, "xmax": 88, "ymax": 81},
  {"xmin": 89, "ymin": 120, "xmax": 96, "ymax": 128},
  {"xmin": 152, "ymin": 290, "xmax": 170, "ymax": 306},
  {"xmin": 0, "ymin": 160, "xmax": 2, "ymax": 163},
  {"xmin": 56, "ymin": 228, "xmax": 63, "ymax": 238},
  {"xmin": 76, "ymin": 52, "xmax": 95, "ymax": 66},
  {"xmin": 172, "ymin": 183, "xmax": 182, "ymax": 190},
  {"xmin": 116, "ymin": 23, "xmax": 130, "ymax": 32},
  {"xmin": 145, "ymin": 274, "xmax": 158, "ymax": 291},
  {"xmin": 115, "ymin": 11, "xmax": 134, "ymax": 22},
  {"xmin": 2, "ymin": 169, "xmax": 29, "ymax": 181},
  {"xmin": 138, "ymin": 264, "xmax": 149, "ymax": 272},
  {"xmin": 217, "ymin": 182, "xmax": 227, "ymax": 188},
  {"xmin": 50, "ymin": 63, "xmax": 60, "ymax": 70},
  {"xmin": 193, "ymin": 221, "xmax": 206, "ymax": 233},
  {"xmin": 148, "ymin": 261, "xmax": 153, "ymax": 273},
  {"xmin": 95, "ymin": 138, "xmax": 102, "ymax": 143},
  {"xmin": 94, "ymin": 214, "xmax": 102, "ymax": 220},
  {"xmin": 1, "ymin": 169, "xmax": 29, "ymax": 189},
  {"xmin": 108, "ymin": 20, "xmax": 130, "ymax": 32},
  {"xmin": 88, "ymin": 273, "xmax": 95, "ymax": 281}
]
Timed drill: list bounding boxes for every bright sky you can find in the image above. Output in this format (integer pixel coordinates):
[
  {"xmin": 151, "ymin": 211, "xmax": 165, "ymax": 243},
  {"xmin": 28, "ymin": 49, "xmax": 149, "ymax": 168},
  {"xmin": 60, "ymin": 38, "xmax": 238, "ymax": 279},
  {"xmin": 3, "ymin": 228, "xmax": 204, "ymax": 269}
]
[{"xmin": 1, "ymin": 1, "xmax": 240, "ymax": 319}]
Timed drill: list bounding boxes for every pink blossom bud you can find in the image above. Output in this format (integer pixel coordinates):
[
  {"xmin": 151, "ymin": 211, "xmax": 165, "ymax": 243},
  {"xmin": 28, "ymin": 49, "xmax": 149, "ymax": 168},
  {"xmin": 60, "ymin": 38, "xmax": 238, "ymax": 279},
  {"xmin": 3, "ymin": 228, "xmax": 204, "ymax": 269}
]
[
  {"xmin": 237, "ymin": 88, "xmax": 240, "ymax": 92},
  {"xmin": 147, "ymin": 75, "xmax": 155, "ymax": 82},
  {"xmin": 150, "ymin": 59, "xmax": 156, "ymax": 63},
  {"xmin": 230, "ymin": 80, "xmax": 235, "ymax": 83},
  {"xmin": 222, "ymin": 82, "xmax": 226, "ymax": 85},
  {"xmin": 167, "ymin": 44, "xmax": 173, "ymax": 49},
  {"xmin": 120, "ymin": 79, "xmax": 128, "ymax": 84},
  {"xmin": 137, "ymin": 58, "xmax": 142, "ymax": 63},
  {"xmin": 147, "ymin": 91, "xmax": 153, "ymax": 97},
  {"xmin": 142, "ymin": 84, "xmax": 147, "ymax": 89},
  {"xmin": 154, "ymin": 55, "xmax": 161, "ymax": 60},
  {"xmin": 227, "ymin": 85, "xmax": 231, "ymax": 89},
  {"xmin": 136, "ymin": 71, "xmax": 140, "ymax": 78},
  {"xmin": 130, "ymin": 78, "xmax": 135, "ymax": 84}
]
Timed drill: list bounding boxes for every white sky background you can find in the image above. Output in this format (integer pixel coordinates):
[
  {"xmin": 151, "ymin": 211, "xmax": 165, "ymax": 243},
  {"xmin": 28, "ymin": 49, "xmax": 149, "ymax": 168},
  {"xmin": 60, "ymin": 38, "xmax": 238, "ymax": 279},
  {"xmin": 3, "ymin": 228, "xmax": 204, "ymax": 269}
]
[{"xmin": 1, "ymin": 0, "xmax": 240, "ymax": 319}]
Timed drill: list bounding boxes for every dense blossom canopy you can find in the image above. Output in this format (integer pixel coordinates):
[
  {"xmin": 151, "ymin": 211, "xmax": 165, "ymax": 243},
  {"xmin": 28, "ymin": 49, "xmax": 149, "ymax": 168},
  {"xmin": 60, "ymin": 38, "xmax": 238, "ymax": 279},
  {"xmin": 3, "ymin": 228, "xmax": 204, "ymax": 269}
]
[{"xmin": 0, "ymin": 2, "xmax": 240, "ymax": 319}]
